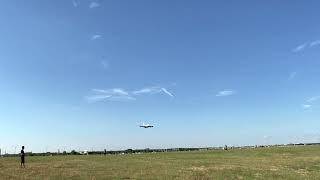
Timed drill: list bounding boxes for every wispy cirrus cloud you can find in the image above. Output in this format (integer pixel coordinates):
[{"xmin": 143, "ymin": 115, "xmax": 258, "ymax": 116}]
[
  {"xmin": 306, "ymin": 96, "xmax": 320, "ymax": 103},
  {"xmin": 85, "ymin": 95, "xmax": 135, "ymax": 103},
  {"xmin": 92, "ymin": 88, "xmax": 129, "ymax": 96},
  {"xmin": 86, "ymin": 86, "xmax": 174, "ymax": 103},
  {"xmin": 263, "ymin": 135, "xmax": 272, "ymax": 139},
  {"xmin": 89, "ymin": 2, "xmax": 100, "ymax": 8},
  {"xmin": 132, "ymin": 86, "xmax": 174, "ymax": 97},
  {"xmin": 72, "ymin": 0, "xmax": 79, "ymax": 7},
  {"xmin": 302, "ymin": 104, "xmax": 312, "ymax": 109},
  {"xmin": 133, "ymin": 87, "xmax": 161, "ymax": 95},
  {"xmin": 161, "ymin": 88, "xmax": 174, "ymax": 97},
  {"xmin": 310, "ymin": 40, "xmax": 320, "ymax": 47},
  {"xmin": 293, "ymin": 40, "xmax": 320, "ymax": 52},
  {"xmin": 288, "ymin": 72, "xmax": 297, "ymax": 80},
  {"xmin": 216, "ymin": 90, "xmax": 235, "ymax": 97},
  {"xmin": 85, "ymin": 95, "xmax": 111, "ymax": 103},
  {"xmin": 86, "ymin": 88, "xmax": 134, "ymax": 102},
  {"xmin": 300, "ymin": 95, "xmax": 320, "ymax": 109},
  {"xmin": 132, "ymin": 88, "xmax": 154, "ymax": 94},
  {"xmin": 293, "ymin": 43, "xmax": 307, "ymax": 52},
  {"xmin": 106, "ymin": 96, "xmax": 136, "ymax": 101},
  {"xmin": 90, "ymin": 34, "xmax": 102, "ymax": 40}
]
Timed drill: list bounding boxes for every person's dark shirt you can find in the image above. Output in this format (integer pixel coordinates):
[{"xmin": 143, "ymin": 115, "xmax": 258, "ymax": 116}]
[{"xmin": 21, "ymin": 150, "xmax": 25, "ymax": 157}]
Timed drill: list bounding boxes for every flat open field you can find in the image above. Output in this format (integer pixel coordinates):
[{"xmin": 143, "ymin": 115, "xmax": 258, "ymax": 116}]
[{"xmin": 1, "ymin": 146, "xmax": 320, "ymax": 179}]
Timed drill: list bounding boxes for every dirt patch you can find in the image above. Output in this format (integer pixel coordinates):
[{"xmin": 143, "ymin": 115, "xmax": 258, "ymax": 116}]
[
  {"xmin": 186, "ymin": 165, "xmax": 239, "ymax": 172},
  {"xmin": 189, "ymin": 166, "xmax": 207, "ymax": 171},
  {"xmin": 296, "ymin": 169, "xmax": 308, "ymax": 176},
  {"xmin": 269, "ymin": 166, "xmax": 280, "ymax": 171}
]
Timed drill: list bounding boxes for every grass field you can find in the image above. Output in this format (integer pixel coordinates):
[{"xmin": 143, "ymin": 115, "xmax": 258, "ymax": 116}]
[{"xmin": 1, "ymin": 146, "xmax": 320, "ymax": 179}]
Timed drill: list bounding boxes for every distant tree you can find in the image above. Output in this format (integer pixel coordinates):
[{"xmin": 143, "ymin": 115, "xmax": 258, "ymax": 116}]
[
  {"xmin": 62, "ymin": 151, "xmax": 67, "ymax": 155},
  {"xmin": 71, "ymin": 150, "xmax": 78, "ymax": 155},
  {"xmin": 125, "ymin": 149, "xmax": 134, "ymax": 154}
]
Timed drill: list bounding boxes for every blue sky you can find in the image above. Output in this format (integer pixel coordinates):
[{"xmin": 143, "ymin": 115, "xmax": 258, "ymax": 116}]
[{"xmin": 1, "ymin": 0, "xmax": 320, "ymax": 153}]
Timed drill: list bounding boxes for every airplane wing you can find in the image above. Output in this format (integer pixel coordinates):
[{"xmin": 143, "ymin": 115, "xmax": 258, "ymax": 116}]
[{"xmin": 138, "ymin": 123, "xmax": 154, "ymax": 128}]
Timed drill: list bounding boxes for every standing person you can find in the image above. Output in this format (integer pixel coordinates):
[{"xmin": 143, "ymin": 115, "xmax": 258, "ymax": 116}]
[
  {"xmin": 104, "ymin": 149, "xmax": 107, "ymax": 156},
  {"xmin": 20, "ymin": 146, "xmax": 25, "ymax": 168}
]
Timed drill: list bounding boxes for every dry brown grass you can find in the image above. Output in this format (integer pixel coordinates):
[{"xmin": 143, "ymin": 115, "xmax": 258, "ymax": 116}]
[{"xmin": 1, "ymin": 146, "xmax": 320, "ymax": 179}]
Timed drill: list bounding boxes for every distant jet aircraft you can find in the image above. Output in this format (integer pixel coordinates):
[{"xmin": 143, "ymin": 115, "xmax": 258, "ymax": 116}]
[{"xmin": 139, "ymin": 123, "xmax": 154, "ymax": 128}]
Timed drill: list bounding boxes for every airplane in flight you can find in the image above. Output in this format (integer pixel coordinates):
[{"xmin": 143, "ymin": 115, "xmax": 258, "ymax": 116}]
[{"xmin": 139, "ymin": 123, "xmax": 154, "ymax": 128}]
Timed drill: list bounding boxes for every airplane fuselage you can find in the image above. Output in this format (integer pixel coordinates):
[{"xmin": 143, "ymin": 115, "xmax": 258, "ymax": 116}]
[{"xmin": 139, "ymin": 124, "xmax": 154, "ymax": 128}]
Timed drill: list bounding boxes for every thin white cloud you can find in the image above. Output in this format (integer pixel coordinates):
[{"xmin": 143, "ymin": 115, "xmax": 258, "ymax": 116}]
[
  {"xmin": 288, "ymin": 72, "xmax": 297, "ymax": 80},
  {"xmin": 133, "ymin": 89, "xmax": 151, "ymax": 94},
  {"xmin": 85, "ymin": 95, "xmax": 136, "ymax": 103},
  {"xmin": 72, "ymin": 0, "xmax": 78, "ymax": 7},
  {"xmin": 87, "ymin": 86, "xmax": 174, "ymax": 103},
  {"xmin": 306, "ymin": 96, "xmax": 320, "ymax": 103},
  {"xmin": 87, "ymin": 88, "xmax": 134, "ymax": 102},
  {"xmin": 101, "ymin": 61, "xmax": 109, "ymax": 69},
  {"xmin": 133, "ymin": 87, "xmax": 161, "ymax": 95},
  {"xmin": 85, "ymin": 95, "xmax": 111, "ymax": 103},
  {"xmin": 300, "ymin": 95, "xmax": 320, "ymax": 109},
  {"xmin": 107, "ymin": 96, "xmax": 136, "ymax": 101},
  {"xmin": 161, "ymin": 88, "xmax": 174, "ymax": 97},
  {"xmin": 89, "ymin": 2, "xmax": 100, "ymax": 8},
  {"xmin": 263, "ymin": 135, "xmax": 272, "ymax": 139},
  {"xmin": 112, "ymin": 89, "xmax": 129, "ymax": 96},
  {"xmin": 293, "ymin": 43, "xmax": 307, "ymax": 52},
  {"xmin": 133, "ymin": 86, "xmax": 174, "ymax": 97},
  {"xmin": 310, "ymin": 40, "xmax": 320, "ymax": 47},
  {"xmin": 92, "ymin": 88, "xmax": 128, "ymax": 96},
  {"xmin": 216, "ymin": 90, "xmax": 235, "ymax": 97},
  {"xmin": 293, "ymin": 40, "xmax": 320, "ymax": 52},
  {"xmin": 91, "ymin": 34, "xmax": 102, "ymax": 40},
  {"xmin": 302, "ymin": 104, "xmax": 312, "ymax": 109},
  {"xmin": 91, "ymin": 89, "xmax": 109, "ymax": 93}
]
